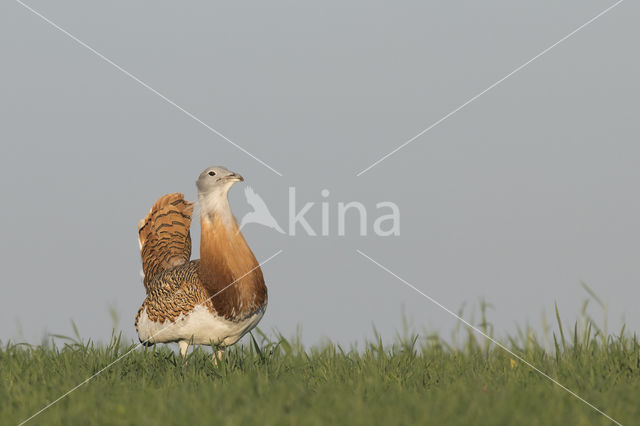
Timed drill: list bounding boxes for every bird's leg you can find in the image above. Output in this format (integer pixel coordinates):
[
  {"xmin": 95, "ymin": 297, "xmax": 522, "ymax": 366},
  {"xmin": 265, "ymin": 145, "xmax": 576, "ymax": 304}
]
[
  {"xmin": 212, "ymin": 348, "xmax": 224, "ymax": 366},
  {"xmin": 178, "ymin": 340, "xmax": 190, "ymax": 363}
]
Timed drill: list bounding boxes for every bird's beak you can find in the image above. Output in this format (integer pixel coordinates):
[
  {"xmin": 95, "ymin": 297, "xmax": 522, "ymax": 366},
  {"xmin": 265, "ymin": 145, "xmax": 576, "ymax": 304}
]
[{"xmin": 226, "ymin": 172, "xmax": 244, "ymax": 182}]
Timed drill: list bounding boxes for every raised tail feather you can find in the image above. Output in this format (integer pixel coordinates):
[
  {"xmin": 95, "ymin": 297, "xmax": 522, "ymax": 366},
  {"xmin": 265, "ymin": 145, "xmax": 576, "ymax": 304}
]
[{"xmin": 138, "ymin": 193, "xmax": 194, "ymax": 290}]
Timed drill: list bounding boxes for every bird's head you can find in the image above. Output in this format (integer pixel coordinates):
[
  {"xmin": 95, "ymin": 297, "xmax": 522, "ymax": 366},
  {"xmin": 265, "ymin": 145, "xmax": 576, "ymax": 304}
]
[
  {"xmin": 196, "ymin": 166, "xmax": 244, "ymax": 220},
  {"xmin": 196, "ymin": 166, "xmax": 244, "ymax": 195}
]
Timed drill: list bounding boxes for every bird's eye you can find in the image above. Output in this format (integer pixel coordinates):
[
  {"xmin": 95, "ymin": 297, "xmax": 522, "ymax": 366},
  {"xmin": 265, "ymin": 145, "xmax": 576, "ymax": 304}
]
[{"xmin": 208, "ymin": 171, "xmax": 216, "ymax": 176}]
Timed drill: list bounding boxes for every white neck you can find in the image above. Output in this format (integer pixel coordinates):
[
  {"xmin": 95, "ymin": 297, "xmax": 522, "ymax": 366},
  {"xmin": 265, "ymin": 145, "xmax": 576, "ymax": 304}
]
[{"xmin": 198, "ymin": 183, "xmax": 236, "ymax": 227}]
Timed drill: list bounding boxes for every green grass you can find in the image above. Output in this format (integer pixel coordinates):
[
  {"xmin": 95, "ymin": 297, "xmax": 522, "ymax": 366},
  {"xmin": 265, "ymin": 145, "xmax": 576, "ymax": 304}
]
[{"xmin": 2, "ymin": 306, "xmax": 639, "ymax": 426}]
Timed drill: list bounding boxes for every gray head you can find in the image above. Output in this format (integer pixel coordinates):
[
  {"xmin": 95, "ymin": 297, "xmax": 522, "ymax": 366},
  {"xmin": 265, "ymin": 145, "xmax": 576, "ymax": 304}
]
[{"xmin": 196, "ymin": 166, "xmax": 244, "ymax": 195}]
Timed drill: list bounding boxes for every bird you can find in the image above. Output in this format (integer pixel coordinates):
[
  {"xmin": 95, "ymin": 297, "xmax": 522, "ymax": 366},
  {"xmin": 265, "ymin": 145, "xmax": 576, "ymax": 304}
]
[
  {"xmin": 135, "ymin": 166, "xmax": 268, "ymax": 362},
  {"xmin": 239, "ymin": 186, "xmax": 285, "ymax": 234}
]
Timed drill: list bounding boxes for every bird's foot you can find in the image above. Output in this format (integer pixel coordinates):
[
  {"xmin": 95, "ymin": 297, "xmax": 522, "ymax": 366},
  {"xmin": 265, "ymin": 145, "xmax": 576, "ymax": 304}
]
[{"xmin": 212, "ymin": 349, "xmax": 224, "ymax": 366}]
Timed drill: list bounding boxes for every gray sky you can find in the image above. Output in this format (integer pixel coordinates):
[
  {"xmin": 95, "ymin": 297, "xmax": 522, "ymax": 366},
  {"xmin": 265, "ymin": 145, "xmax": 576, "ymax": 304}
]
[{"xmin": 1, "ymin": 0, "xmax": 638, "ymax": 347}]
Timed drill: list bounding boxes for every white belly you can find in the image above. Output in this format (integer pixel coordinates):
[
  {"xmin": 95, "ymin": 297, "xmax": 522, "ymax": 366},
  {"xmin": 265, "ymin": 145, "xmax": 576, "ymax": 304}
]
[{"xmin": 137, "ymin": 304, "xmax": 265, "ymax": 346}]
